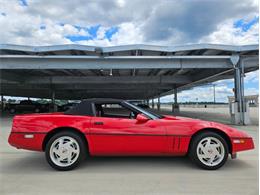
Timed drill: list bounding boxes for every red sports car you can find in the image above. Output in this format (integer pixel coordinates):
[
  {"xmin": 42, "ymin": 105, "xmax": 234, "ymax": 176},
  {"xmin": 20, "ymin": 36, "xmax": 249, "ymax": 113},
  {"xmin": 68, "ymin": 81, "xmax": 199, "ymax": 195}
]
[{"xmin": 8, "ymin": 98, "xmax": 254, "ymax": 171}]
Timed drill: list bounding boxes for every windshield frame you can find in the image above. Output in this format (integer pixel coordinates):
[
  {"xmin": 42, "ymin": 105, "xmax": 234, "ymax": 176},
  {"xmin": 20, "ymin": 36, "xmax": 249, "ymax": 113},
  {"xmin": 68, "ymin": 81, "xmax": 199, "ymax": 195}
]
[{"xmin": 123, "ymin": 101, "xmax": 164, "ymax": 120}]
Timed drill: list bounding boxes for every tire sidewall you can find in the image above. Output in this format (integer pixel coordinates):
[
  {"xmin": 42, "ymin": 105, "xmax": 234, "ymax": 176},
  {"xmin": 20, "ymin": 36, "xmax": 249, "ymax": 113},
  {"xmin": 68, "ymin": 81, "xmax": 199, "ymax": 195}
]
[
  {"xmin": 45, "ymin": 131, "xmax": 86, "ymax": 171},
  {"xmin": 189, "ymin": 132, "xmax": 228, "ymax": 170}
]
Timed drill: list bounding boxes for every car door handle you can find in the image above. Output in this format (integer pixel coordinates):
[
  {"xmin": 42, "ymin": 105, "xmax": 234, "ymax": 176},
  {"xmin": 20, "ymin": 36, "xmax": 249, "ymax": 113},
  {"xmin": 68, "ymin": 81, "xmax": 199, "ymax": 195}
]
[{"xmin": 94, "ymin": 121, "xmax": 104, "ymax": 125}]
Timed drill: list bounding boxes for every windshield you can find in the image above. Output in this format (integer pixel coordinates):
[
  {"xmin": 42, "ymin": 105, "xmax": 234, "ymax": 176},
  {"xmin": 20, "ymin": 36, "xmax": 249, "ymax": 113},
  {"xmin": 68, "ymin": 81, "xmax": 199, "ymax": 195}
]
[{"xmin": 124, "ymin": 101, "xmax": 164, "ymax": 119}]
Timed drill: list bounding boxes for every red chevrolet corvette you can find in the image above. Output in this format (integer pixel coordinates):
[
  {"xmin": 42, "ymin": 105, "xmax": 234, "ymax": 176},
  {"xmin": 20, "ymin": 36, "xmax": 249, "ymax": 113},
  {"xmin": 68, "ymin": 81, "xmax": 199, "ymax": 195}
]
[{"xmin": 8, "ymin": 99, "xmax": 254, "ymax": 171}]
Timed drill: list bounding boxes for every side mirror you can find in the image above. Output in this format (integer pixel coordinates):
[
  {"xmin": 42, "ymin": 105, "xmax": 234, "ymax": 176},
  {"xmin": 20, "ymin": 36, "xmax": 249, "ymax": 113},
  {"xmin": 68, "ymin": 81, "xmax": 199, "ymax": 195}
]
[{"xmin": 136, "ymin": 114, "xmax": 149, "ymax": 122}]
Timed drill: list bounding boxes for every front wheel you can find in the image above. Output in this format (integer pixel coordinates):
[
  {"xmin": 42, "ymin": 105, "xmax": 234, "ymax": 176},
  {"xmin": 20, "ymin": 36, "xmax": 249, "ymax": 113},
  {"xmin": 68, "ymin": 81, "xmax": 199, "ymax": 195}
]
[
  {"xmin": 45, "ymin": 131, "xmax": 86, "ymax": 171},
  {"xmin": 189, "ymin": 132, "xmax": 228, "ymax": 170}
]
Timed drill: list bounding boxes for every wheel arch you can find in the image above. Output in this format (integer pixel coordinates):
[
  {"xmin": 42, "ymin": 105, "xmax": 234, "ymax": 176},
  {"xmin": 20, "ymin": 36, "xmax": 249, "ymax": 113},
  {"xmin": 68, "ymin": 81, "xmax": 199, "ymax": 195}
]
[
  {"xmin": 42, "ymin": 127, "xmax": 89, "ymax": 153},
  {"xmin": 189, "ymin": 128, "xmax": 232, "ymax": 154}
]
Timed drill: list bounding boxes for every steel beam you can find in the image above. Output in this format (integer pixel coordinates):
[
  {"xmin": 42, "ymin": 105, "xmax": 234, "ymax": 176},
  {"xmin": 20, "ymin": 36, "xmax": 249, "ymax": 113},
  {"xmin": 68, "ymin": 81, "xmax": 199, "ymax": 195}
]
[
  {"xmin": 0, "ymin": 88, "xmax": 159, "ymax": 100},
  {"xmin": 22, "ymin": 75, "xmax": 191, "ymax": 84},
  {"xmin": 0, "ymin": 71, "xmax": 25, "ymax": 82},
  {"xmin": 0, "ymin": 55, "xmax": 233, "ymax": 69},
  {"xmin": 0, "ymin": 83, "xmax": 174, "ymax": 90}
]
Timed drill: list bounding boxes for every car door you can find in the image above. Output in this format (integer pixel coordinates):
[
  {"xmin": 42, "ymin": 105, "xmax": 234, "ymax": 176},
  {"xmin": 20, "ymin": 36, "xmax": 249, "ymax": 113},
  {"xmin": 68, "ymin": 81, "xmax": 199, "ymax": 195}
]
[{"xmin": 89, "ymin": 103, "xmax": 167, "ymax": 155}]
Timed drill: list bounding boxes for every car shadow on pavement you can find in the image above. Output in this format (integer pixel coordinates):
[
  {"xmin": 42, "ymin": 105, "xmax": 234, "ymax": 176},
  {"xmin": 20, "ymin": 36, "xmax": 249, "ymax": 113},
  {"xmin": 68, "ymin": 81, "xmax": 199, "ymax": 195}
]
[{"xmin": 0, "ymin": 152, "xmax": 254, "ymax": 174}]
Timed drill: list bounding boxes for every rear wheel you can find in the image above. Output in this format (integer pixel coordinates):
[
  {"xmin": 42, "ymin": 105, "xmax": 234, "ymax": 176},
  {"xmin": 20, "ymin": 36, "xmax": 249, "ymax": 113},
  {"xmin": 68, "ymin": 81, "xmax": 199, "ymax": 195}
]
[
  {"xmin": 189, "ymin": 132, "xmax": 228, "ymax": 170},
  {"xmin": 45, "ymin": 131, "xmax": 86, "ymax": 171}
]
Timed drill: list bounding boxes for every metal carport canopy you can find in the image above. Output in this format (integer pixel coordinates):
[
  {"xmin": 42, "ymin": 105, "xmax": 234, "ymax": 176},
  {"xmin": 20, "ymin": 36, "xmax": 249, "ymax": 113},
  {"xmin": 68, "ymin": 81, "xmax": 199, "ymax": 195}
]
[{"xmin": 0, "ymin": 43, "xmax": 258, "ymax": 100}]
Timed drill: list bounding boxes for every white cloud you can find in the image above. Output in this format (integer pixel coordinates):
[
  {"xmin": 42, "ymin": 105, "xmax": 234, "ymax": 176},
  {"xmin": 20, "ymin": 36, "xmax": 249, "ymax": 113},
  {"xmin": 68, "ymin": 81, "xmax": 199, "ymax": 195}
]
[
  {"xmin": 200, "ymin": 18, "xmax": 259, "ymax": 44},
  {"xmin": 110, "ymin": 22, "xmax": 143, "ymax": 45},
  {"xmin": 75, "ymin": 22, "xmax": 143, "ymax": 46},
  {"xmin": 245, "ymin": 70, "xmax": 259, "ymax": 83},
  {"xmin": 0, "ymin": 0, "xmax": 258, "ymax": 102},
  {"xmin": 96, "ymin": 26, "xmax": 107, "ymax": 40},
  {"xmin": 1, "ymin": 0, "xmax": 258, "ymax": 46},
  {"xmin": 116, "ymin": 0, "xmax": 126, "ymax": 8},
  {"xmin": 245, "ymin": 87, "xmax": 259, "ymax": 95}
]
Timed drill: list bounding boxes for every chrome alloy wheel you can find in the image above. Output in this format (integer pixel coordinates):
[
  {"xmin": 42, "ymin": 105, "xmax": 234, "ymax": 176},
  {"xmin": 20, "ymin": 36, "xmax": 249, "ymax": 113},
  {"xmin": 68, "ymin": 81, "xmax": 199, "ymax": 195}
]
[
  {"xmin": 196, "ymin": 137, "xmax": 225, "ymax": 167},
  {"xmin": 50, "ymin": 136, "xmax": 80, "ymax": 167}
]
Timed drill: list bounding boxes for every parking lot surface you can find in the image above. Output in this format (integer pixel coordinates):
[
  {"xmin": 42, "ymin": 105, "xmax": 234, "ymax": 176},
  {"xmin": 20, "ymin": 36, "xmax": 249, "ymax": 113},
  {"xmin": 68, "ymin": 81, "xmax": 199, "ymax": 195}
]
[{"xmin": 0, "ymin": 107, "xmax": 258, "ymax": 195}]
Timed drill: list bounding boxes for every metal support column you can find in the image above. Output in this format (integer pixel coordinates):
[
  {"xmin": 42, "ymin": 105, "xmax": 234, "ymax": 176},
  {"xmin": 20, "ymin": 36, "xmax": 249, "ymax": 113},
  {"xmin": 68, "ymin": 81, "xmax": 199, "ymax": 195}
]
[
  {"xmin": 174, "ymin": 89, "xmax": 177, "ymax": 104},
  {"xmin": 240, "ymin": 59, "xmax": 246, "ymax": 123},
  {"xmin": 1, "ymin": 94, "xmax": 3, "ymax": 113},
  {"xmin": 52, "ymin": 90, "xmax": 56, "ymax": 112},
  {"xmin": 212, "ymin": 84, "xmax": 216, "ymax": 105},
  {"xmin": 231, "ymin": 55, "xmax": 248, "ymax": 125},
  {"xmin": 234, "ymin": 64, "xmax": 244, "ymax": 124},
  {"xmin": 172, "ymin": 88, "xmax": 179, "ymax": 113},
  {"xmin": 152, "ymin": 98, "xmax": 154, "ymax": 109}
]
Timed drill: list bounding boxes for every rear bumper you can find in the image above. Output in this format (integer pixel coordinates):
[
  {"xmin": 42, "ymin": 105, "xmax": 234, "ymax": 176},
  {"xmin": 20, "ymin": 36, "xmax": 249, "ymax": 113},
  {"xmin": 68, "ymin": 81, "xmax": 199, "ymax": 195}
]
[
  {"xmin": 8, "ymin": 132, "xmax": 46, "ymax": 151},
  {"xmin": 231, "ymin": 137, "xmax": 254, "ymax": 153}
]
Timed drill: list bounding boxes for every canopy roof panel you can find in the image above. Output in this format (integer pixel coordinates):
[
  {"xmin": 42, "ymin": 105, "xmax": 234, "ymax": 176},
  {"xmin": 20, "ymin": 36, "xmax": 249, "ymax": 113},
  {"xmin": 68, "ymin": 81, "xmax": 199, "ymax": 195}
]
[{"xmin": 0, "ymin": 44, "xmax": 258, "ymax": 100}]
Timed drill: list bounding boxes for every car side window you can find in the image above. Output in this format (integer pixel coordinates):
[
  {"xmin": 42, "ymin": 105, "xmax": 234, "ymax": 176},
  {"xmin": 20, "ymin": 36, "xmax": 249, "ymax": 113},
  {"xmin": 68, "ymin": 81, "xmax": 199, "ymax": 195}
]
[{"xmin": 94, "ymin": 103, "xmax": 137, "ymax": 119}]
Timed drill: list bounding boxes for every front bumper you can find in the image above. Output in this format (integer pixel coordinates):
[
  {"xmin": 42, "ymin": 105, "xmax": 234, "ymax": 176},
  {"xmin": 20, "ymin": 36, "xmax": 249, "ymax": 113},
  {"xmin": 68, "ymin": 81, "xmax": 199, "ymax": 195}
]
[
  {"xmin": 231, "ymin": 137, "xmax": 254, "ymax": 153},
  {"xmin": 8, "ymin": 132, "xmax": 46, "ymax": 151}
]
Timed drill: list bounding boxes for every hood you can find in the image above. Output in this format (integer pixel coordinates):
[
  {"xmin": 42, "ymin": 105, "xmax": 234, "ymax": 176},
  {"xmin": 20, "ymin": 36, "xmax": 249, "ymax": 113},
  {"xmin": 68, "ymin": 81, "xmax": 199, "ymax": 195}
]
[
  {"xmin": 163, "ymin": 115, "xmax": 251, "ymax": 138},
  {"xmin": 163, "ymin": 115, "xmax": 201, "ymax": 122}
]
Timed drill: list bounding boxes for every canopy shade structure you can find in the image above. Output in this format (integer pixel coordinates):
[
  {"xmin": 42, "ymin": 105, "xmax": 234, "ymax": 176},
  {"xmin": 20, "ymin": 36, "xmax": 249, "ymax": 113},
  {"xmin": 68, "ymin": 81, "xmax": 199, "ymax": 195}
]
[{"xmin": 0, "ymin": 43, "xmax": 258, "ymax": 100}]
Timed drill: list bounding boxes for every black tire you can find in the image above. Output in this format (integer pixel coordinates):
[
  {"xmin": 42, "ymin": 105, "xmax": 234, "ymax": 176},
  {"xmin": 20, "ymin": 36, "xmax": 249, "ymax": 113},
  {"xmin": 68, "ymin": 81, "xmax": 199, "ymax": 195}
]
[
  {"xmin": 45, "ymin": 131, "xmax": 87, "ymax": 171},
  {"xmin": 189, "ymin": 131, "xmax": 228, "ymax": 170}
]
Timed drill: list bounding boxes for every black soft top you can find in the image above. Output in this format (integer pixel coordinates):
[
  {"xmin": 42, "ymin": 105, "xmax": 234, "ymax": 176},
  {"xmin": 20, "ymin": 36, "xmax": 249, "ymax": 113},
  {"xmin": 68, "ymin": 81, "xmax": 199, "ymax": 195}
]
[{"xmin": 64, "ymin": 98, "xmax": 124, "ymax": 116}]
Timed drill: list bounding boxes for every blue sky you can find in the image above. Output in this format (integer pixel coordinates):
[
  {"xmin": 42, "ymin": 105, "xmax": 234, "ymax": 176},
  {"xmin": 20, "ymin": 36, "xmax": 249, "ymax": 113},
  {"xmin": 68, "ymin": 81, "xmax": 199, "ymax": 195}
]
[
  {"xmin": 19, "ymin": 0, "xmax": 27, "ymax": 6},
  {"xmin": 65, "ymin": 25, "xmax": 119, "ymax": 42},
  {"xmin": 1, "ymin": 0, "xmax": 259, "ymax": 102},
  {"xmin": 234, "ymin": 16, "xmax": 259, "ymax": 32}
]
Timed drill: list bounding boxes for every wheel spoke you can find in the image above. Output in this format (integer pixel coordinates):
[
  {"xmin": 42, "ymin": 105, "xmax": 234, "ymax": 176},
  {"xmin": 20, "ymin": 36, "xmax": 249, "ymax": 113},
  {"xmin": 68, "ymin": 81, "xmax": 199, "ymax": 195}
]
[
  {"xmin": 199, "ymin": 153, "xmax": 209, "ymax": 159},
  {"xmin": 67, "ymin": 152, "xmax": 72, "ymax": 163},
  {"xmin": 53, "ymin": 147, "xmax": 61, "ymax": 156},
  {"xmin": 71, "ymin": 147, "xmax": 78, "ymax": 154},
  {"xmin": 57, "ymin": 138, "xmax": 65, "ymax": 149},
  {"xmin": 205, "ymin": 138, "xmax": 211, "ymax": 147},
  {"xmin": 64, "ymin": 140, "xmax": 73, "ymax": 147},
  {"xmin": 208, "ymin": 156, "xmax": 215, "ymax": 164},
  {"xmin": 200, "ymin": 146, "xmax": 208, "ymax": 155},
  {"xmin": 212, "ymin": 143, "xmax": 221, "ymax": 147},
  {"xmin": 213, "ymin": 148, "xmax": 221, "ymax": 158}
]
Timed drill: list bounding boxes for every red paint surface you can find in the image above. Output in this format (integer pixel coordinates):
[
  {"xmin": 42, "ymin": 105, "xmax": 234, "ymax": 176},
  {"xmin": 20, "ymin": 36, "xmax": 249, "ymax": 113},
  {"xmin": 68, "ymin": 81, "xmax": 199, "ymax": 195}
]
[
  {"xmin": 8, "ymin": 113, "xmax": 254, "ymax": 156},
  {"xmin": 231, "ymin": 137, "xmax": 254, "ymax": 153}
]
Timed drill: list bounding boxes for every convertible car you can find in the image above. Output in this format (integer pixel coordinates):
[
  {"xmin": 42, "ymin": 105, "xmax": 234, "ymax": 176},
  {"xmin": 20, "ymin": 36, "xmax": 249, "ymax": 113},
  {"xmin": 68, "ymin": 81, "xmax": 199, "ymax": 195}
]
[{"xmin": 8, "ymin": 98, "xmax": 254, "ymax": 171}]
